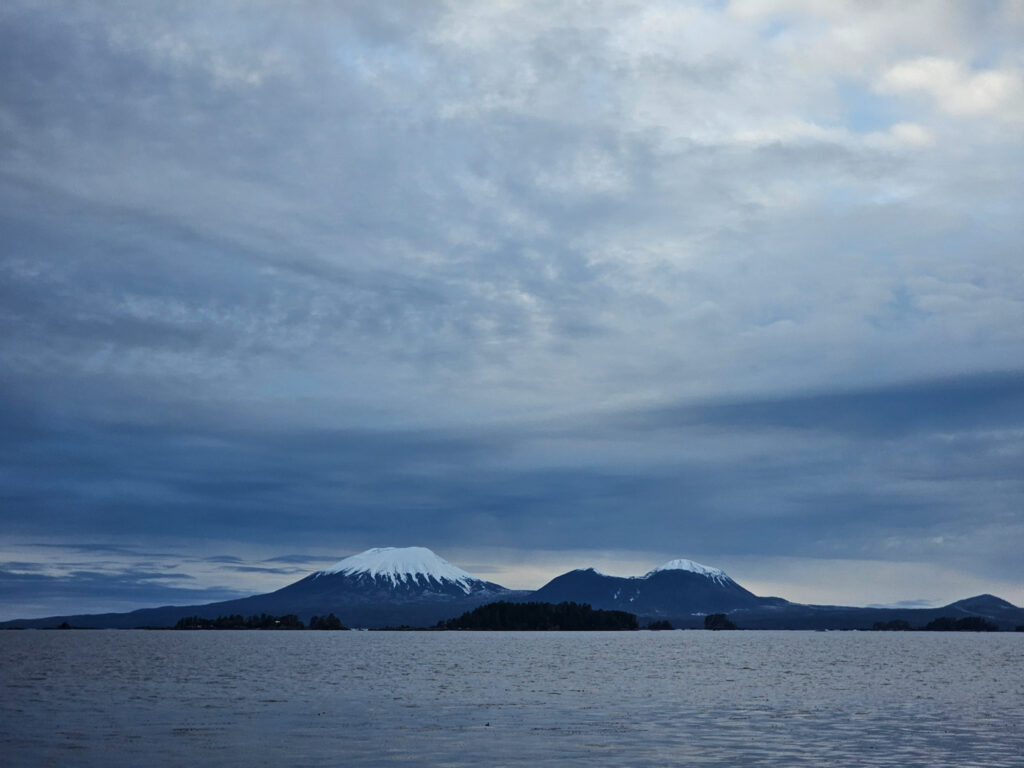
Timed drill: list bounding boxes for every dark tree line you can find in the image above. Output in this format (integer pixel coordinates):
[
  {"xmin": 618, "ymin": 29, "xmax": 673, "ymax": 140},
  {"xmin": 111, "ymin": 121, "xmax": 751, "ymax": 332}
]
[
  {"xmin": 871, "ymin": 619, "xmax": 912, "ymax": 631},
  {"xmin": 870, "ymin": 616, "xmax": 999, "ymax": 631},
  {"xmin": 922, "ymin": 616, "xmax": 999, "ymax": 632},
  {"xmin": 309, "ymin": 613, "xmax": 347, "ymax": 630},
  {"xmin": 440, "ymin": 601, "xmax": 639, "ymax": 630},
  {"xmin": 704, "ymin": 613, "xmax": 738, "ymax": 630},
  {"xmin": 174, "ymin": 613, "xmax": 347, "ymax": 630}
]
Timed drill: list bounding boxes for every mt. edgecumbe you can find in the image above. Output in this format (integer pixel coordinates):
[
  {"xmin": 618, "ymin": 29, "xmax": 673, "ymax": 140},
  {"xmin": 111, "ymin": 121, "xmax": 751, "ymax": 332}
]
[
  {"xmin": 264, "ymin": 546, "xmax": 514, "ymax": 622},
  {"xmin": 305, "ymin": 546, "xmax": 507, "ymax": 598},
  {"xmin": 208, "ymin": 546, "xmax": 517, "ymax": 627}
]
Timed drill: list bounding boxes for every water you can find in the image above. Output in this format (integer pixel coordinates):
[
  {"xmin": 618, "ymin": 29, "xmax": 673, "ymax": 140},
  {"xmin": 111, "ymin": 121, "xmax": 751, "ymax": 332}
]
[{"xmin": 1, "ymin": 630, "xmax": 1022, "ymax": 766}]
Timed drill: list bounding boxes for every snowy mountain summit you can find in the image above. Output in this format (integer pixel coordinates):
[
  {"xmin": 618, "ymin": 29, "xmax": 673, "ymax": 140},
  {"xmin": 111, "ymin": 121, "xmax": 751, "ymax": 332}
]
[
  {"xmin": 319, "ymin": 546, "xmax": 486, "ymax": 594},
  {"xmin": 645, "ymin": 558, "xmax": 732, "ymax": 585}
]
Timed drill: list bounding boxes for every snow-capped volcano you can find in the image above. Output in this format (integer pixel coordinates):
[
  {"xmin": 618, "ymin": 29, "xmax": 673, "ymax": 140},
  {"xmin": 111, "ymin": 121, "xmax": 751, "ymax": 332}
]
[
  {"xmin": 645, "ymin": 558, "xmax": 732, "ymax": 585},
  {"xmin": 147, "ymin": 545, "xmax": 518, "ymax": 628},
  {"xmin": 319, "ymin": 547, "xmax": 482, "ymax": 594},
  {"xmin": 298, "ymin": 545, "xmax": 508, "ymax": 603}
]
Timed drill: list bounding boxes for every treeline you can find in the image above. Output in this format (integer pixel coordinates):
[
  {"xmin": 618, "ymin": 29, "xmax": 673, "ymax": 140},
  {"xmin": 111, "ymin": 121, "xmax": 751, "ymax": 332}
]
[
  {"xmin": 174, "ymin": 613, "xmax": 347, "ymax": 630},
  {"xmin": 871, "ymin": 616, "xmax": 1000, "ymax": 632},
  {"xmin": 440, "ymin": 601, "xmax": 639, "ymax": 630},
  {"xmin": 704, "ymin": 613, "xmax": 738, "ymax": 630}
]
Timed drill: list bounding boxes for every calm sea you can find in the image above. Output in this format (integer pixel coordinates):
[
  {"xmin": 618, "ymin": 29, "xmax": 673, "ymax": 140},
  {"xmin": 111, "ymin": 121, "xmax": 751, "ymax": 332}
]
[{"xmin": 1, "ymin": 630, "xmax": 1021, "ymax": 766}]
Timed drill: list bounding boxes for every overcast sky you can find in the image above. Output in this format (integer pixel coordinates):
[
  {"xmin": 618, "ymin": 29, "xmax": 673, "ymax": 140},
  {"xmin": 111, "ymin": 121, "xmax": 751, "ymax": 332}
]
[{"xmin": 2, "ymin": 1, "xmax": 1023, "ymax": 620}]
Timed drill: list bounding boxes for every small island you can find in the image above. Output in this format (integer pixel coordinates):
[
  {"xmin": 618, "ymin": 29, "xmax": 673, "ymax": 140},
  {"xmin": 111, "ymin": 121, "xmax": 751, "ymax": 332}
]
[
  {"xmin": 174, "ymin": 613, "xmax": 347, "ymax": 630},
  {"xmin": 438, "ymin": 601, "xmax": 639, "ymax": 630}
]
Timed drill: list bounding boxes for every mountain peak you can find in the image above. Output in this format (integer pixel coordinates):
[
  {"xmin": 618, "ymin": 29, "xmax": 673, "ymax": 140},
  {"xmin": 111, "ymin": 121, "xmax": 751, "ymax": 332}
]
[
  {"xmin": 645, "ymin": 558, "xmax": 731, "ymax": 584},
  {"xmin": 948, "ymin": 593, "xmax": 1018, "ymax": 610},
  {"xmin": 320, "ymin": 546, "xmax": 481, "ymax": 593}
]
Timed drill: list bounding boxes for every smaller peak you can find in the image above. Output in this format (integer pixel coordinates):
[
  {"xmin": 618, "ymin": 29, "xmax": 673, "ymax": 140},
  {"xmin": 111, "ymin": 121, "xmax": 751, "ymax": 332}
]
[
  {"xmin": 950, "ymin": 594, "xmax": 1016, "ymax": 609},
  {"xmin": 646, "ymin": 558, "xmax": 730, "ymax": 583}
]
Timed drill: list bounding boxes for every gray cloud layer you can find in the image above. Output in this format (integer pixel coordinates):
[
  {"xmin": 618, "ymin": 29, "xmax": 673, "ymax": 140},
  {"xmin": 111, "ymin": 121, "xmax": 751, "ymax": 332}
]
[{"xmin": 2, "ymin": 2, "xmax": 1022, "ymax": 614}]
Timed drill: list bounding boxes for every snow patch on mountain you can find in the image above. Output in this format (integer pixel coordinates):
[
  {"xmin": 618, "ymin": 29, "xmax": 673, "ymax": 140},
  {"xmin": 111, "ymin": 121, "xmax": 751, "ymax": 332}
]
[
  {"xmin": 319, "ymin": 547, "xmax": 481, "ymax": 593},
  {"xmin": 646, "ymin": 558, "xmax": 731, "ymax": 585}
]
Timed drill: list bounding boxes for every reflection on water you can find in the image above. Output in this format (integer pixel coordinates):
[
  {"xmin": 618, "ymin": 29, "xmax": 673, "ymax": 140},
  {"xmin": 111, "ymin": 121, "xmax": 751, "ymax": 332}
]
[{"xmin": 1, "ymin": 630, "xmax": 1022, "ymax": 766}]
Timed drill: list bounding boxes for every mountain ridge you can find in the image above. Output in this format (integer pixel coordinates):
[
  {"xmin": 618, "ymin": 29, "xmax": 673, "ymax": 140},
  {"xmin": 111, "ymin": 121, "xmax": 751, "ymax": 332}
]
[
  {"xmin": 2, "ymin": 547, "xmax": 1022, "ymax": 630},
  {"xmin": 519, "ymin": 561, "xmax": 784, "ymax": 617}
]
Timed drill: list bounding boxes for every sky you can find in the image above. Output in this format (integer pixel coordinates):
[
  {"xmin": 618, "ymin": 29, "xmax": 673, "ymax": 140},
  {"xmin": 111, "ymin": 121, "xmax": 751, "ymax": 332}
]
[{"xmin": 2, "ymin": 1, "xmax": 1023, "ymax": 620}]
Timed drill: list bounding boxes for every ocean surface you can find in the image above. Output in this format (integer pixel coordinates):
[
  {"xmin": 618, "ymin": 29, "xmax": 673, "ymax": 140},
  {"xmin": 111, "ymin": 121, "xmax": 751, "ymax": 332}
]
[{"xmin": 1, "ymin": 630, "xmax": 1021, "ymax": 766}]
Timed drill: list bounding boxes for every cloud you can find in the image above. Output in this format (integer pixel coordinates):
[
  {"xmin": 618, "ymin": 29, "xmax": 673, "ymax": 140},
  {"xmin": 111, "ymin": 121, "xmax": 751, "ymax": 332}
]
[
  {"xmin": 887, "ymin": 122, "xmax": 934, "ymax": 147},
  {"xmin": 219, "ymin": 565, "xmax": 308, "ymax": 575},
  {"xmin": 633, "ymin": 370, "xmax": 1024, "ymax": 438},
  {"xmin": 867, "ymin": 599, "xmax": 936, "ymax": 609},
  {"xmin": 878, "ymin": 57, "xmax": 1024, "ymax": 120},
  {"xmin": 0, "ymin": 566, "xmax": 250, "ymax": 621},
  {"xmin": 262, "ymin": 554, "xmax": 341, "ymax": 566}
]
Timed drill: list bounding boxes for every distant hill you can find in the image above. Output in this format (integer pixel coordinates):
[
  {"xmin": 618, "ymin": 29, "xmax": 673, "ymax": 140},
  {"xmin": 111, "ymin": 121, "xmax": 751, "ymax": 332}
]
[{"xmin": 644, "ymin": 593, "xmax": 1024, "ymax": 630}]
